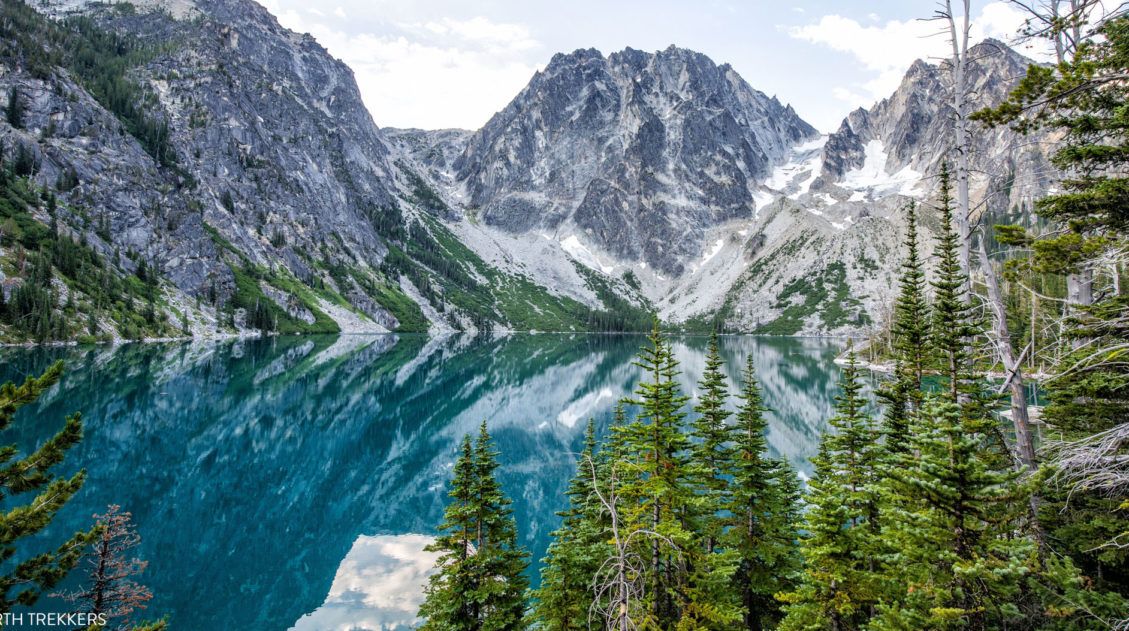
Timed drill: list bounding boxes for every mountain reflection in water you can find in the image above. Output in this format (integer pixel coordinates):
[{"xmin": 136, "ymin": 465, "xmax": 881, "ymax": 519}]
[{"xmin": 0, "ymin": 333, "xmax": 844, "ymax": 630}]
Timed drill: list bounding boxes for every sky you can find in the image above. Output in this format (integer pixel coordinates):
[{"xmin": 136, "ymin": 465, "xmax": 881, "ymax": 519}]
[{"xmin": 254, "ymin": 1, "xmax": 1055, "ymax": 133}]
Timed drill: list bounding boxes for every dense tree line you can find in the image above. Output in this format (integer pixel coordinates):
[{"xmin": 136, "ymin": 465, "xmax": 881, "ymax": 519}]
[{"xmin": 972, "ymin": 7, "xmax": 1129, "ymax": 602}]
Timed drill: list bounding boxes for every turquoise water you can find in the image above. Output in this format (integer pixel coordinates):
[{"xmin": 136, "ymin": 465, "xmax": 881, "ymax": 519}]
[{"xmin": 0, "ymin": 334, "xmax": 844, "ymax": 630}]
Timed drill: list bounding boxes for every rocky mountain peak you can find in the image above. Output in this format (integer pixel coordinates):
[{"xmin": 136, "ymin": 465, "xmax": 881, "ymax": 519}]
[{"xmin": 453, "ymin": 45, "xmax": 817, "ymax": 275}]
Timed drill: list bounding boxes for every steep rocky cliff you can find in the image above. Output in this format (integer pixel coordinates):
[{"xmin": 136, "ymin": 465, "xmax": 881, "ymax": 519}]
[
  {"xmin": 450, "ymin": 46, "xmax": 817, "ymax": 276},
  {"xmin": 0, "ymin": 0, "xmax": 651, "ymax": 342},
  {"xmin": 0, "ymin": 0, "xmax": 1058, "ymax": 340}
]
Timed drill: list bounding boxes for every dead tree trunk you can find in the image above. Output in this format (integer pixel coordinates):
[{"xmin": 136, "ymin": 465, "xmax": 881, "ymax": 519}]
[
  {"xmin": 977, "ymin": 238, "xmax": 1036, "ymax": 468},
  {"xmin": 945, "ymin": 0, "xmax": 975, "ymax": 291}
]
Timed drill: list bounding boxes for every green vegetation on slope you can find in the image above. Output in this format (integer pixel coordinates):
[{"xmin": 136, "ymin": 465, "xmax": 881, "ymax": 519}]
[
  {"xmin": 0, "ymin": 1, "xmax": 177, "ymax": 167},
  {"xmin": 0, "ymin": 172, "xmax": 177, "ymax": 342},
  {"xmin": 380, "ymin": 214, "xmax": 654, "ymax": 332},
  {"xmin": 755, "ymin": 261, "xmax": 870, "ymax": 335}
]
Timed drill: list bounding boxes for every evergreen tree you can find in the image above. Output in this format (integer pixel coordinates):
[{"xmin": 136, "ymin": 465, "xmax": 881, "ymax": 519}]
[
  {"xmin": 690, "ymin": 333, "xmax": 734, "ymax": 555},
  {"xmin": 533, "ymin": 420, "xmax": 604, "ymax": 631},
  {"xmin": 617, "ymin": 325, "xmax": 696, "ymax": 627},
  {"xmin": 0, "ymin": 361, "xmax": 94, "ymax": 610},
  {"xmin": 420, "ymin": 435, "xmax": 478, "ymax": 631},
  {"xmin": 5, "ymin": 86, "xmax": 23, "ymax": 129},
  {"xmin": 725, "ymin": 355, "xmax": 801, "ymax": 631},
  {"xmin": 930, "ymin": 163, "xmax": 981, "ymax": 405},
  {"xmin": 870, "ymin": 396, "xmax": 1033, "ymax": 630},
  {"xmin": 877, "ymin": 201, "xmax": 930, "ymax": 454},
  {"xmin": 615, "ymin": 325, "xmax": 741, "ymax": 628},
  {"xmin": 779, "ymin": 351, "xmax": 883, "ymax": 631},
  {"xmin": 976, "ymin": 14, "xmax": 1129, "ymax": 594},
  {"xmin": 470, "ymin": 422, "xmax": 529, "ymax": 630},
  {"xmin": 419, "ymin": 425, "xmax": 529, "ymax": 631}
]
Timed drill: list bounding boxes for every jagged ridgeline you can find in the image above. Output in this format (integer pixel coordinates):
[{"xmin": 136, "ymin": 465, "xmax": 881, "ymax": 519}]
[
  {"xmin": 0, "ymin": 0, "xmax": 1055, "ymax": 342},
  {"xmin": 0, "ymin": 0, "xmax": 653, "ymax": 342}
]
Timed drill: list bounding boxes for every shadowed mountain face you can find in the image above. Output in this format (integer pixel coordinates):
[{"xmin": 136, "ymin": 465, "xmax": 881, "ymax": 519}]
[
  {"xmin": 452, "ymin": 46, "xmax": 818, "ymax": 275},
  {"xmin": 0, "ymin": 333, "xmax": 842, "ymax": 629}
]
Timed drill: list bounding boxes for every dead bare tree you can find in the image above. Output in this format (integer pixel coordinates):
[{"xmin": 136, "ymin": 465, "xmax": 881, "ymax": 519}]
[
  {"xmin": 937, "ymin": 0, "xmax": 975, "ymax": 287},
  {"xmin": 977, "ymin": 236, "xmax": 1037, "ymax": 469},
  {"xmin": 582, "ymin": 454, "xmax": 679, "ymax": 631},
  {"xmin": 54, "ymin": 505, "xmax": 153, "ymax": 628}
]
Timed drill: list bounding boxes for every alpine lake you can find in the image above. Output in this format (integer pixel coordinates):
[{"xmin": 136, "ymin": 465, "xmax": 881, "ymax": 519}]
[{"xmin": 0, "ymin": 333, "xmax": 848, "ymax": 630}]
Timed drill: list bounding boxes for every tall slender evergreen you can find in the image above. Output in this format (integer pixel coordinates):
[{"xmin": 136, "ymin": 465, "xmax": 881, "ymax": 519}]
[
  {"xmin": 534, "ymin": 421, "xmax": 605, "ymax": 631},
  {"xmin": 779, "ymin": 351, "xmax": 884, "ymax": 630},
  {"xmin": 725, "ymin": 355, "xmax": 801, "ymax": 631},
  {"xmin": 617, "ymin": 325, "xmax": 702, "ymax": 627},
  {"xmin": 419, "ymin": 424, "xmax": 529, "ymax": 631},
  {"xmin": 878, "ymin": 201, "xmax": 930, "ymax": 453},
  {"xmin": 690, "ymin": 333, "xmax": 734, "ymax": 554},
  {"xmin": 930, "ymin": 163, "xmax": 981, "ymax": 404}
]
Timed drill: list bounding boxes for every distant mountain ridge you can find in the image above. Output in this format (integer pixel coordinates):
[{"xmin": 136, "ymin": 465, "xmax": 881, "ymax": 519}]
[{"xmin": 0, "ymin": 0, "xmax": 1058, "ymax": 341}]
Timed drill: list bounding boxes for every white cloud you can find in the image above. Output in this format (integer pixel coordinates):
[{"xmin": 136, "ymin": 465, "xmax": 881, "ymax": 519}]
[
  {"xmin": 786, "ymin": 2, "xmax": 1038, "ymax": 107},
  {"xmin": 267, "ymin": 11, "xmax": 542, "ymax": 129}
]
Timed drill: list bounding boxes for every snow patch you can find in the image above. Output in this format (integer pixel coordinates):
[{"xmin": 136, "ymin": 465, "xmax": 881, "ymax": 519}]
[
  {"xmin": 560, "ymin": 235, "xmax": 615, "ymax": 274},
  {"xmin": 841, "ymin": 140, "xmax": 922, "ymax": 197},
  {"xmin": 700, "ymin": 239, "xmax": 725, "ymax": 266},
  {"xmin": 764, "ymin": 136, "xmax": 827, "ymax": 198}
]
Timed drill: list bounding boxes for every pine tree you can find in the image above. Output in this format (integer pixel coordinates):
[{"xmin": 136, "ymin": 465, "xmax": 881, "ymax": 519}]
[
  {"xmin": 870, "ymin": 396, "xmax": 1033, "ymax": 630},
  {"xmin": 419, "ymin": 425, "xmax": 529, "ymax": 631},
  {"xmin": 617, "ymin": 325, "xmax": 695, "ymax": 627},
  {"xmin": 930, "ymin": 163, "xmax": 981, "ymax": 405},
  {"xmin": 877, "ymin": 201, "xmax": 930, "ymax": 454},
  {"xmin": 725, "ymin": 355, "xmax": 801, "ymax": 631},
  {"xmin": 690, "ymin": 333, "xmax": 734, "ymax": 555},
  {"xmin": 5, "ymin": 86, "xmax": 23, "ymax": 129},
  {"xmin": 420, "ymin": 435, "xmax": 478, "ymax": 631},
  {"xmin": 533, "ymin": 420, "xmax": 605, "ymax": 631},
  {"xmin": 470, "ymin": 422, "xmax": 529, "ymax": 630},
  {"xmin": 779, "ymin": 350, "xmax": 884, "ymax": 631},
  {"xmin": 975, "ymin": 14, "xmax": 1129, "ymax": 593},
  {"xmin": 0, "ymin": 361, "xmax": 94, "ymax": 610}
]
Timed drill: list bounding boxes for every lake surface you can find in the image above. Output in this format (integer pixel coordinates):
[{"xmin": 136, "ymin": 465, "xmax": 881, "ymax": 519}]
[{"xmin": 0, "ymin": 333, "xmax": 845, "ymax": 630}]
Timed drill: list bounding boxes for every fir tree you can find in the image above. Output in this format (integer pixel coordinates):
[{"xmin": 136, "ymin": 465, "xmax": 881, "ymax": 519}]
[
  {"xmin": 975, "ymin": 14, "xmax": 1129, "ymax": 593},
  {"xmin": 470, "ymin": 422, "xmax": 529, "ymax": 630},
  {"xmin": 5, "ymin": 86, "xmax": 23, "ymax": 129},
  {"xmin": 725, "ymin": 355, "xmax": 801, "ymax": 631},
  {"xmin": 690, "ymin": 333, "xmax": 734, "ymax": 555},
  {"xmin": 877, "ymin": 201, "xmax": 930, "ymax": 454},
  {"xmin": 533, "ymin": 420, "xmax": 604, "ymax": 631},
  {"xmin": 617, "ymin": 325, "xmax": 696, "ymax": 627},
  {"xmin": 930, "ymin": 163, "xmax": 981, "ymax": 405},
  {"xmin": 613, "ymin": 325, "xmax": 742, "ymax": 628},
  {"xmin": 870, "ymin": 396, "xmax": 1033, "ymax": 630},
  {"xmin": 0, "ymin": 361, "xmax": 94, "ymax": 610},
  {"xmin": 419, "ymin": 425, "xmax": 529, "ymax": 631},
  {"xmin": 779, "ymin": 350, "xmax": 884, "ymax": 631},
  {"xmin": 420, "ymin": 435, "xmax": 478, "ymax": 631}
]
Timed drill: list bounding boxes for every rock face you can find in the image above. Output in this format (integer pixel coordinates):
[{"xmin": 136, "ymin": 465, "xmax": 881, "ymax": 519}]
[
  {"xmin": 2, "ymin": 0, "xmax": 413, "ymax": 337},
  {"xmin": 91, "ymin": 0, "xmax": 402, "ymax": 285},
  {"xmin": 451, "ymin": 46, "xmax": 818, "ymax": 275},
  {"xmin": 3, "ymin": 0, "xmax": 1060, "ymax": 338},
  {"xmin": 814, "ymin": 39, "xmax": 1055, "ymax": 211},
  {"xmin": 710, "ymin": 39, "xmax": 1058, "ymax": 334}
]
